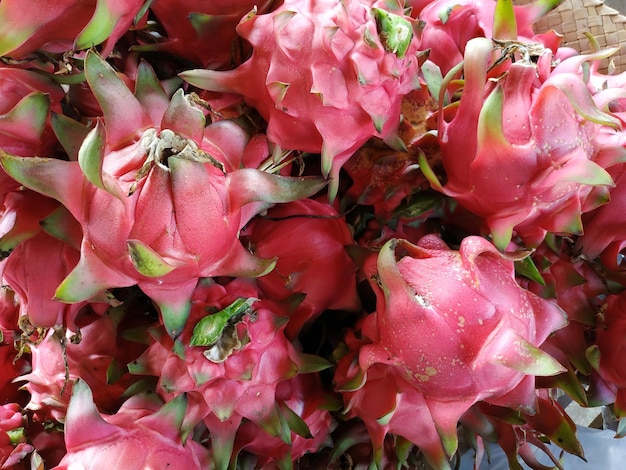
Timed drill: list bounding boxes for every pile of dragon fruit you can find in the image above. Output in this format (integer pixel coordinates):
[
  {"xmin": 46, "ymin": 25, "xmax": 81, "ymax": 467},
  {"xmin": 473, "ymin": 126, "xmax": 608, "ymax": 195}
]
[{"xmin": 4, "ymin": 0, "xmax": 626, "ymax": 468}]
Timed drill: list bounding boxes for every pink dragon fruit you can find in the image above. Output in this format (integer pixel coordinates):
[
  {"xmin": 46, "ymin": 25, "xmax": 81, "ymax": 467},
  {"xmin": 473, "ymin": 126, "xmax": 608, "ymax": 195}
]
[
  {"xmin": 421, "ymin": 37, "xmax": 620, "ymax": 250},
  {"xmin": 16, "ymin": 304, "xmax": 144, "ymax": 422},
  {"xmin": 417, "ymin": 0, "xmax": 562, "ymax": 75},
  {"xmin": 180, "ymin": 0, "xmax": 424, "ymax": 198},
  {"xmin": 0, "ymin": 50, "xmax": 326, "ymax": 338},
  {"xmin": 0, "ymin": 67, "xmax": 64, "ymax": 158},
  {"xmin": 1, "ymin": 231, "xmax": 102, "ymax": 331},
  {"xmin": 587, "ymin": 291, "xmax": 626, "ymax": 417},
  {"xmin": 52, "ymin": 380, "xmax": 210, "ymax": 469},
  {"xmin": 130, "ymin": 277, "xmax": 334, "ymax": 469},
  {"xmin": 139, "ymin": 0, "xmax": 278, "ymax": 68},
  {"xmin": 0, "ymin": 0, "xmax": 146, "ymax": 58},
  {"xmin": 244, "ymin": 198, "xmax": 360, "ymax": 338},
  {"xmin": 0, "ymin": 403, "xmax": 33, "ymax": 469},
  {"xmin": 577, "ymin": 164, "xmax": 626, "ymax": 269},
  {"xmin": 231, "ymin": 373, "xmax": 335, "ymax": 467},
  {"xmin": 334, "ymin": 234, "xmax": 567, "ymax": 468},
  {"xmin": 0, "ymin": 287, "xmax": 29, "ymax": 406}
]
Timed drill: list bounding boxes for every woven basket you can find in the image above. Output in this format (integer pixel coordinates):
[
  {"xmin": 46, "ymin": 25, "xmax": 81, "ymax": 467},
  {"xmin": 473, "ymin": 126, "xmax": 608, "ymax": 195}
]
[{"xmin": 517, "ymin": 0, "xmax": 626, "ymax": 73}]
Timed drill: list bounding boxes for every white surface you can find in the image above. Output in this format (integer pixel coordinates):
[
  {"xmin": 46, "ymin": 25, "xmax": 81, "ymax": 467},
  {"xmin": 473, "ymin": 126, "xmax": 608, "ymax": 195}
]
[{"xmin": 460, "ymin": 426, "xmax": 626, "ymax": 469}]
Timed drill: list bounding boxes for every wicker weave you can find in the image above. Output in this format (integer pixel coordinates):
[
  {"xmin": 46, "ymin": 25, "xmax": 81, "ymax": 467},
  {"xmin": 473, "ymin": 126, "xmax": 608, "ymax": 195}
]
[{"xmin": 517, "ymin": 0, "xmax": 626, "ymax": 73}]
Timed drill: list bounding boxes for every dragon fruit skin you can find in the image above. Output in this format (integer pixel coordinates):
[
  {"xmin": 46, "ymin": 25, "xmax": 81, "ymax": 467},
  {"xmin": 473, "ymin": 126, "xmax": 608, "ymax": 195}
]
[
  {"xmin": 245, "ymin": 198, "xmax": 360, "ymax": 338},
  {"xmin": 1, "ymin": 232, "xmax": 101, "ymax": 330},
  {"xmin": 588, "ymin": 292, "xmax": 626, "ymax": 417},
  {"xmin": 0, "ymin": 288, "xmax": 29, "ymax": 406},
  {"xmin": 16, "ymin": 305, "xmax": 144, "ymax": 423},
  {"xmin": 423, "ymin": 37, "xmax": 620, "ymax": 250},
  {"xmin": 51, "ymin": 380, "xmax": 210, "ymax": 470},
  {"xmin": 334, "ymin": 235, "xmax": 567, "ymax": 468},
  {"xmin": 417, "ymin": 0, "xmax": 562, "ymax": 75},
  {"xmin": 130, "ymin": 278, "xmax": 333, "ymax": 469},
  {"xmin": 142, "ymin": 0, "xmax": 278, "ymax": 68},
  {"xmin": 0, "ymin": 403, "xmax": 33, "ymax": 469},
  {"xmin": 231, "ymin": 373, "xmax": 335, "ymax": 467},
  {"xmin": 577, "ymin": 164, "xmax": 626, "ymax": 269},
  {"xmin": 0, "ymin": 0, "xmax": 145, "ymax": 58},
  {"xmin": 0, "ymin": 50, "xmax": 326, "ymax": 339},
  {"xmin": 181, "ymin": 0, "xmax": 423, "ymax": 197},
  {"xmin": 0, "ymin": 67, "xmax": 64, "ymax": 158}
]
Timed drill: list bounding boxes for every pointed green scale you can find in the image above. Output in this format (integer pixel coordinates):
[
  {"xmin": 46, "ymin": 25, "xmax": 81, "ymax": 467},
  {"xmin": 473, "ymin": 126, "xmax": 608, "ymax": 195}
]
[
  {"xmin": 373, "ymin": 8, "xmax": 413, "ymax": 58},
  {"xmin": 0, "ymin": 92, "xmax": 50, "ymax": 144},
  {"xmin": 40, "ymin": 206, "xmax": 82, "ymax": 250},
  {"xmin": 297, "ymin": 353, "xmax": 334, "ymax": 374},
  {"xmin": 134, "ymin": 60, "xmax": 170, "ymax": 122},
  {"xmin": 78, "ymin": 121, "xmax": 107, "ymax": 191},
  {"xmin": 161, "ymin": 89, "xmax": 206, "ymax": 143},
  {"xmin": 515, "ymin": 256, "xmax": 546, "ymax": 286},
  {"xmin": 227, "ymin": 168, "xmax": 327, "ymax": 210},
  {"xmin": 189, "ymin": 298, "xmax": 257, "ymax": 347},
  {"xmin": 188, "ymin": 12, "xmax": 229, "ymax": 39},
  {"xmin": 585, "ymin": 344, "xmax": 601, "ymax": 372},
  {"xmin": 493, "ymin": 334, "xmax": 566, "ymax": 376},
  {"xmin": 493, "ymin": 0, "xmax": 517, "ymax": 40},
  {"xmin": 549, "ymin": 74, "xmax": 622, "ymax": 129},
  {"xmin": 267, "ymin": 81, "xmax": 290, "ymax": 106},
  {"xmin": 74, "ymin": 0, "xmax": 118, "ymax": 50},
  {"xmin": 51, "ymin": 112, "xmax": 91, "ymax": 161},
  {"xmin": 84, "ymin": 49, "xmax": 152, "ymax": 146},
  {"xmin": 127, "ymin": 239, "xmax": 177, "ymax": 277},
  {"xmin": 278, "ymin": 407, "xmax": 293, "ymax": 446},
  {"xmin": 273, "ymin": 9, "xmax": 297, "ymax": 32},
  {"xmin": 279, "ymin": 402, "xmax": 313, "ymax": 439},
  {"xmin": 477, "ymin": 84, "xmax": 509, "ymax": 149},
  {"xmin": 490, "ymin": 219, "xmax": 515, "ymax": 252}
]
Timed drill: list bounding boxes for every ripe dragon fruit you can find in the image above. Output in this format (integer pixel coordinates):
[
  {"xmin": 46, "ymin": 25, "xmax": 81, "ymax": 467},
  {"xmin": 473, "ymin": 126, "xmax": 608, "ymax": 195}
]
[
  {"xmin": 244, "ymin": 198, "xmax": 360, "ymax": 339},
  {"xmin": 334, "ymin": 235, "xmax": 567, "ymax": 469},
  {"xmin": 180, "ymin": 0, "xmax": 424, "ymax": 198},
  {"xmin": 0, "ymin": 0, "xmax": 146, "ymax": 58},
  {"xmin": 16, "ymin": 303, "xmax": 146, "ymax": 423},
  {"xmin": 52, "ymin": 380, "xmax": 211, "ymax": 469},
  {"xmin": 0, "ymin": 66, "xmax": 64, "ymax": 158},
  {"xmin": 577, "ymin": 164, "xmax": 626, "ymax": 270},
  {"xmin": 0, "ymin": 50, "xmax": 326, "ymax": 339},
  {"xmin": 417, "ymin": 0, "xmax": 562, "ymax": 75},
  {"xmin": 587, "ymin": 291, "xmax": 626, "ymax": 418},
  {"xmin": 0, "ymin": 403, "xmax": 33, "ymax": 469},
  {"xmin": 129, "ymin": 277, "xmax": 334, "ymax": 469},
  {"xmin": 420, "ymin": 36, "xmax": 621, "ymax": 250},
  {"xmin": 138, "ymin": 0, "xmax": 278, "ymax": 68}
]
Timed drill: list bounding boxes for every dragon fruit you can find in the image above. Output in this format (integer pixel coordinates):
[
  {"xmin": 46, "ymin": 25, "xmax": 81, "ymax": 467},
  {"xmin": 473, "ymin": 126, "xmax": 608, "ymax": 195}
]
[
  {"xmin": 52, "ymin": 380, "xmax": 210, "ymax": 469},
  {"xmin": 180, "ymin": 0, "xmax": 424, "ymax": 198},
  {"xmin": 130, "ymin": 277, "xmax": 334, "ymax": 469},
  {"xmin": 0, "ymin": 403, "xmax": 33, "ymax": 469},
  {"xmin": 0, "ymin": 0, "xmax": 146, "ymax": 58},
  {"xmin": 139, "ymin": 0, "xmax": 278, "ymax": 68},
  {"xmin": 16, "ymin": 303, "xmax": 144, "ymax": 423},
  {"xmin": 577, "ymin": 164, "xmax": 626, "ymax": 269},
  {"xmin": 231, "ymin": 373, "xmax": 335, "ymax": 467},
  {"xmin": 0, "ymin": 288, "xmax": 29, "ymax": 406},
  {"xmin": 334, "ymin": 234, "xmax": 567, "ymax": 468},
  {"xmin": 587, "ymin": 291, "xmax": 626, "ymax": 417},
  {"xmin": 0, "ymin": 66, "xmax": 64, "ymax": 158},
  {"xmin": 0, "ymin": 50, "xmax": 326, "ymax": 338},
  {"xmin": 421, "ymin": 36, "xmax": 620, "ymax": 250},
  {"xmin": 245, "ymin": 198, "xmax": 360, "ymax": 338},
  {"xmin": 417, "ymin": 0, "xmax": 562, "ymax": 75}
]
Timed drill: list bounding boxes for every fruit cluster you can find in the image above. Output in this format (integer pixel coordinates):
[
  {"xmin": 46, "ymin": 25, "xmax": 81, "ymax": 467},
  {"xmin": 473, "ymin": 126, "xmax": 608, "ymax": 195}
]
[{"xmin": 2, "ymin": 0, "xmax": 626, "ymax": 469}]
